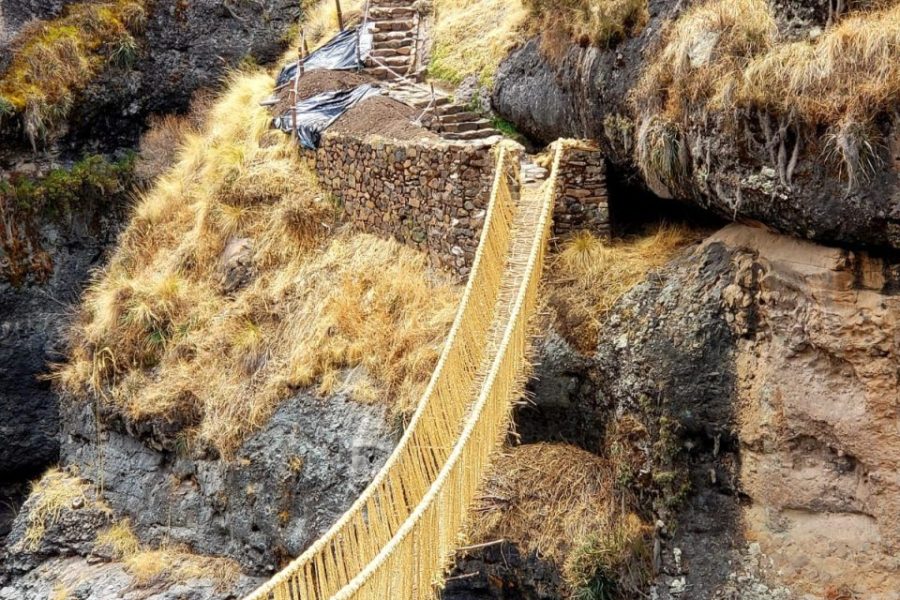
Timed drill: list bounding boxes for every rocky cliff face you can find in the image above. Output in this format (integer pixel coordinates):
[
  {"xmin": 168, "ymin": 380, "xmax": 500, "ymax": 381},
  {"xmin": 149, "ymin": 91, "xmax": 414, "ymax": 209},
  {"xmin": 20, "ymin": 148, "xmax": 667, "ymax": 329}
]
[
  {"xmin": 0, "ymin": 389, "xmax": 395, "ymax": 597},
  {"xmin": 61, "ymin": 390, "xmax": 395, "ymax": 575},
  {"xmin": 0, "ymin": 192, "xmax": 125, "ymax": 537},
  {"xmin": 0, "ymin": 0, "xmax": 300, "ymax": 149},
  {"xmin": 0, "ymin": 0, "xmax": 300, "ymax": 538},
  {"xmin": 492, "ymin": 0, "xmax": 900, "ymax": 251},
  {"xmin": 593, "ymin": 224, "xmax": 899, "ymax": 598},
  {"xmin": 71, "ymin": 0, "xmax": 299, "ymax": 146},
  {"xmin": 721, "ymin": 225, "xmax": 900, "ymax": 598}
]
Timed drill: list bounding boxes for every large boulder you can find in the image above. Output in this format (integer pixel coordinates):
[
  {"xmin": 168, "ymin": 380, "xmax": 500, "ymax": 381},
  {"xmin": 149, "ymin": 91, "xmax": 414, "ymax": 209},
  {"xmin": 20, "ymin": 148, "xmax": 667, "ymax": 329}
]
[
  {"xmin": 593, "ymin": 224, "xmax": 900, "ymax": 598},
  {"xmin": 492, "ymin": 1, "xmax": 900, "ymax": 251}
]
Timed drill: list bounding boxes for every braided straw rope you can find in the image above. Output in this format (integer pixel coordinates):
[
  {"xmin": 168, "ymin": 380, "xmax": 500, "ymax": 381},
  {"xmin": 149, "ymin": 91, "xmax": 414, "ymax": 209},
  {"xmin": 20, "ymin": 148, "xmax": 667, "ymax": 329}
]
[
  {"xmin": 244, "ymin": 141, "xmax": 524, "ymax": 600},
  {"xmin": 327, "ymin": 141, "xmax": 563, "ymax": 600}
]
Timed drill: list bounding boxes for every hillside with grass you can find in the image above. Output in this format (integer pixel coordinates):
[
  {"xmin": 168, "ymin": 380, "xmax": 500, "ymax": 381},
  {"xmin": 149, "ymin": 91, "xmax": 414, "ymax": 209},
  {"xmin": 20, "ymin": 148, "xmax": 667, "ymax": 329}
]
[
  {"xmin": 58, "ymin": 71, "xmax": 459, "ymax": 457},
  {"xmin": 1, "ymin": 0, "xmax": 898, "ymax": 599}
]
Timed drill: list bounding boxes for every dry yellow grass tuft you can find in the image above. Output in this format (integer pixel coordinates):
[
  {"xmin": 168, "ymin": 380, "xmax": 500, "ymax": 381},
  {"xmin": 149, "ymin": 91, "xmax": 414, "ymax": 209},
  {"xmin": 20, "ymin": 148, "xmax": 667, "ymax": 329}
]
[
  {"xmin": 738, "ymin": 3, "xmax": 900, "ymax": 125},
  {"xmin": 50, "ymin": 583, "xmax": 71, "ymax": 600},
  {"xmin": 95, "ymin": 518, "xmax": 141, "ymax": 558},
  {"xmin": 302, "ymin": 0, "xmax": 365, "ymax": 50},
  {"xmin": 429, "ymin": 0, "xmax": 529, "ymax": 85},
  {"xmin": 546, "ymin": 225, "xmax": 698, "ymax": 353},
  {"xmin": 0, "ymin": 0, "xmax": 145, "ymax": 146},
  {"xmin": 57, "ymin": 69, "xmax": 459, "ymax": 457},
  {"xmin": 95, "ymin": 520, "xmax": 240, "ymax": 589},
  {"xmin": 126, "ymin": 547, "xmax": 241, "ymax": 588},
  {"xmin": 632, "ymin": 0, "xmax": 900, "ymax": 187},
  {"xmin": 22, "ymin": 468, "xmax": 105, "ymax": 551},
  {"xmin": 468, "ymin": 444, "xmax": 652, "ymax": 597},
  {"xmin": 527, "ymin": 0, "xmax": 648, "ymax": 59},
  {"xmin": 633, "ymin": 0, "xmax": 776, "ymax": 122}
]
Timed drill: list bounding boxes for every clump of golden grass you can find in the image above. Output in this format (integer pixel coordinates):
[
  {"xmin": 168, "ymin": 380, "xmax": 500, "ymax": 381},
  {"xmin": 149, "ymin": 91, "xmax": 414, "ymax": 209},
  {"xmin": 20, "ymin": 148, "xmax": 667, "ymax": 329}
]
[
  {"xmin": 95, "ymin": 518, "xmax": 142, "ymax": 558},
  {"xmin": 630, "ymin": 0, "xmax": 775, "ymax": 187},
  {"xmin": 632, "ymin": 0, "xmax": 900, "ymax": 188},
  {"xmin": 302, "ymin": 0, "xmax": 365, "ymax": 50},
  {"xmin": 633, "ymin": 0, "xmax": 776, "ymax": 122},
  {"xmin": 0, "ymin": 0, "xmax": 145, "ymax": 147},
  {"xmin": 51, "ymin": 583, "xmax": 71, "ymax": 600},
  {"xmin": 737, "ymin": 3, "xmax": 900, "ymax": 124},
  {"xmin": 546, "ymin": 225, "xmax": 698, "ymax": 353},
  {"xmin": 95, "ymin": 520, "xmax": 240, "ymax": 589},
  {"xmin": 126, "ymin": 547, "xmax": 241, "ymax": 589},
  {"xmin": 135, "ymin": 91, "xmax": 215, "ymax": 184},
  {"xmin": 429, "ymin": 0, "xmax": 529, "ymax": 85},
  {"xmin": 21, "ymin": 468, "xmax": 106, "ymax": 551},
  {"xmin": 57, "ymin": 70, "xmax": 458, "ymax": 457},
  {"xmin": 468, "ymin": 444, "xmax": 652, "ymax": 598},
  {"xmin": 526, "ymin": 0, "xmax": 648, "ymax": 58}
]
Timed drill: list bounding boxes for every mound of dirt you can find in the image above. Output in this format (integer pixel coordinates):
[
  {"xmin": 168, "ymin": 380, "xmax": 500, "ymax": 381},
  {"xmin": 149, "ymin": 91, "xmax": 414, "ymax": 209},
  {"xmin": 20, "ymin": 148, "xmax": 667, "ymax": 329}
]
[
  {"xmin": 330, "ymin": 96, "xmax": 440, "ymax": 141},
  {"xmin": 273, "ymin": 69, "xmax": 376, "ymax": 115}
]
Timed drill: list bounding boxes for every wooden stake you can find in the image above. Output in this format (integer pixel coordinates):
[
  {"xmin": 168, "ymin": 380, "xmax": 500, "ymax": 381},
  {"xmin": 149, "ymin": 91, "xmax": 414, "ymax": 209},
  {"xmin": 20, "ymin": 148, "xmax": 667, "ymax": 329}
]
[
  {"xmin": 335, "ymin": 0, "xmax": 344, "ymax": 31},
  {"xmin": 291, "ymin": 49, "xmax": 302, "ymax": 145}
]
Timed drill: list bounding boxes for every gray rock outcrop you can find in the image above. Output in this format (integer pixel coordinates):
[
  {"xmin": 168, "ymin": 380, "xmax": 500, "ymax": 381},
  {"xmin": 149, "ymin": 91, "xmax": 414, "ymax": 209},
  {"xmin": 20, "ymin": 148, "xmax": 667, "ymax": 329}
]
[
  {"xmin": 491, "ymin": 1, "xmax": 900, "ymax": 251},
  {"xmin": 61, "ymin": 390, "xmax": 396, "ymax": 575},
  {"xmin": 592, "ymin": 224, "xmax": 900, "ymax": 598},
  {"xmin": 0, "ymin": 196, "xmax": 124, "ymax": 537}
]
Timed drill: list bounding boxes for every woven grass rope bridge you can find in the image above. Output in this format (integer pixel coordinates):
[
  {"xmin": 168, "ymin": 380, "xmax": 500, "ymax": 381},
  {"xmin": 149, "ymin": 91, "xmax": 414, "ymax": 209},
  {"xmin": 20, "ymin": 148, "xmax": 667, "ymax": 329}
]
[{"xmin": 244, "ymin": 139, "xmax": 569, "ymax": 600}]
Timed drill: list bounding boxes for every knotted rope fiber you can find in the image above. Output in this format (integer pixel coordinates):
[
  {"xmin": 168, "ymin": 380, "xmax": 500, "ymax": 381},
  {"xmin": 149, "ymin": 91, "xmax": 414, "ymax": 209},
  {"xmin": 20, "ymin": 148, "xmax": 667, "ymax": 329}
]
[
  {"xmin": 244, "ymin": 140, "xmax": 527, "ymax": 600},
  {"xmin": 246, "ymin": 139, "xmax": 569, "ymax": 600}
]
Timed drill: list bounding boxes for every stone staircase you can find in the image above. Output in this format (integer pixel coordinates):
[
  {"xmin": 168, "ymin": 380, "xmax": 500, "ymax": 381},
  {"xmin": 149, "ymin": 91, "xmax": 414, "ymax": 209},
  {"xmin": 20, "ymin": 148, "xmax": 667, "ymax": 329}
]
[
  {"xmin": 363, "ymin": 0, "xmax": 504, "ymax": 144},
  {"xmin": 364, "ymin": 0, "xmax": 421, "ymax": 81},
  {"xmin": 386, "ymin": 81, "xmax": 504, "ymax": 144}
]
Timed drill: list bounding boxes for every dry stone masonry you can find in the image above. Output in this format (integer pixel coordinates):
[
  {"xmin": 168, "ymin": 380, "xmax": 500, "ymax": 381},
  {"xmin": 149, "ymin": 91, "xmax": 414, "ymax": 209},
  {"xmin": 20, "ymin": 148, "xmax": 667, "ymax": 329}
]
[
  {"xmin": 550, "ymin": 141, "xmax": 610, "ymax": 239},
  {"xmin": 312, "ymin": 132, "xmax": 499, "ymax": 276},
  {"xmin": 308, "ymin": 134, "xmax": 610, "ymax": 277}
]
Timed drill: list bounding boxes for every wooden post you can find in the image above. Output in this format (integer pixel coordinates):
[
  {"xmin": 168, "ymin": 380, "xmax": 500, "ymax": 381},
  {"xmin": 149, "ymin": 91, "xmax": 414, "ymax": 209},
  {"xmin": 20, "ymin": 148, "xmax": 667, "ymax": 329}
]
[
  {"xmin": 335, "ymin": 0, "xmax": 344, "ymax": 31},
  {"xmin": 300, "ymin": 27, "xmax": 308, "ymax": 59},
  {"xmin": 291, "ymin": 49, "xmax": 302, "ymax": 144}
]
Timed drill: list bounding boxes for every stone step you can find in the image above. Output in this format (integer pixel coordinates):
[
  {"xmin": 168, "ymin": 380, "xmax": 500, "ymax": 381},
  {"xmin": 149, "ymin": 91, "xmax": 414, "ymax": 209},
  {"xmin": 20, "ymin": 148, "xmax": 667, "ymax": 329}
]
[
  {"xmin": 367, "ymin": 54, "xmax": 413, "ymax": 68},
  {"xmin": 371, "ymin": 19, "xmax": 417, "ymax": 33},
  {"xmin": 367, "ymin": 66, "xmax": 415, "ymax": 80},
  {"xmin": 374, "ymin": 37, "xmax": 414, "ymax": 50},
  {"xmin": 442, "ymin": 128, "xmax": 502, "ymax": 141},
  {"xmin": 369, "ymin": 0, "xmax": 417, "ymax": 7},
  {"xmin": 372, "ymin": 30, "xmax": 415, "ymax": 43},
  {"xmin": 434, "ymin": 110, "xmax": 480, "ymax": 124},
  {"xmin": 369, "ymin": 6, "xmax": 416, "ymax": 19},
  {"xmin": 407, "ymin": 95, "xmax": 452, "ymax": 109},
  {"xmin": 437, "ymin": 119, "xmax": 493, "ymax": 134},
  {"xmin": 371, "ymin": 46, "xmax": 413, "ymax": 58},
  {"xmin": 422, "ymin": 103, "xmax": 468, "ymax": 118}
]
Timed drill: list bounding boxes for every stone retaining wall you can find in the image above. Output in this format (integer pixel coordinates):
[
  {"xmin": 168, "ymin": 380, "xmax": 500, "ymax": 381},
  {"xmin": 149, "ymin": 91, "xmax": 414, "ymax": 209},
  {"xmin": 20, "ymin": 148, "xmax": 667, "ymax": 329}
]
[
  {"xmin": 551, "ymin": 141, "xmax": 610, "ymax": 239},
  {"xmin": 308, "ymin": 133, "xmax": 609, "ymax": 277},
  {"xmin": 311, "ymin": 132, "xmax": 504, "ymax": 277}
]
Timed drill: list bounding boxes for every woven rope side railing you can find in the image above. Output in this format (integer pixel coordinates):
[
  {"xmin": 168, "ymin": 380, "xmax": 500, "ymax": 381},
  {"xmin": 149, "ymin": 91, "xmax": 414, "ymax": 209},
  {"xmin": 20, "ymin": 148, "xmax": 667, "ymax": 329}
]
[
  {"xmin": 243, "ymin": 142, "xmax": 523, "ymax": 600},
  {"xmin": 329, "ymin": 142, "xmax": 565, "ymax": 600}
]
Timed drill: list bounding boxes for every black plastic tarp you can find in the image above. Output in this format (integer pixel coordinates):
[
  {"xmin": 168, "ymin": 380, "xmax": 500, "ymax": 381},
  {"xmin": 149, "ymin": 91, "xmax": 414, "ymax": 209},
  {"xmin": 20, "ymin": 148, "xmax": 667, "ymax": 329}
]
[
  {"xmin": 276, "ymin": 26, "xmax": 373, "ymax": 86},
  {"xmin": 274, "ymin": 84, "xmax": 380, "ymax": 149}
]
